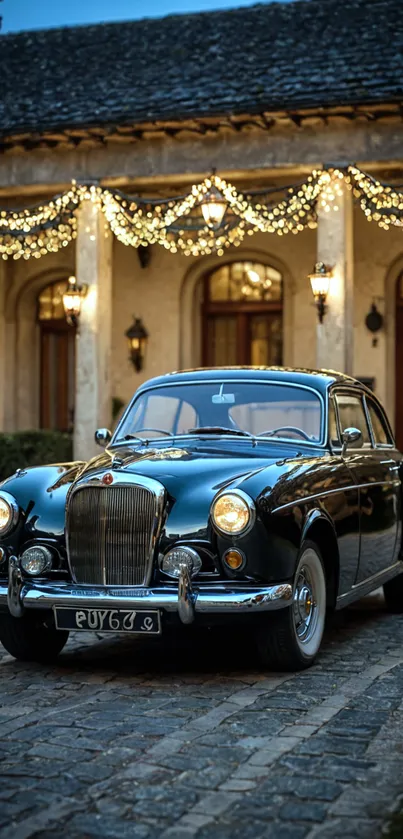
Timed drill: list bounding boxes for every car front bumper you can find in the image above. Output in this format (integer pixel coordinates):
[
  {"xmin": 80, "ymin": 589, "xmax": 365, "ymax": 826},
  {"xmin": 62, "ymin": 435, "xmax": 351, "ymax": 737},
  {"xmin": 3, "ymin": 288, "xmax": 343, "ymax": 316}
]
[{"xmin": 1, "ymin": 558, "xmax": 293, "ymax": 626}]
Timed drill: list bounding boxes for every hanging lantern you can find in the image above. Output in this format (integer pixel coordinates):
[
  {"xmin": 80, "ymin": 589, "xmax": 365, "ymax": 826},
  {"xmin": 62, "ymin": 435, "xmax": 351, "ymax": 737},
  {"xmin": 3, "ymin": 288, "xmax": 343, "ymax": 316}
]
[
  {"xmin": 125, "ymin": 317, "xmax": 148, "ymax": 372},
  {"xmin": 201, "ymin": 186, "xmax": 228, "ymax": 229},
  {"xmin": 62, "ymin": 275, "xmax": 88, "ymax": 327},
  {"xmin": 308, "ymin": 262, "xmax": 332, "ymax": 323},
  {"xmin": 365, "ymin": 302, "xmax": 384, "ymax": 347}
]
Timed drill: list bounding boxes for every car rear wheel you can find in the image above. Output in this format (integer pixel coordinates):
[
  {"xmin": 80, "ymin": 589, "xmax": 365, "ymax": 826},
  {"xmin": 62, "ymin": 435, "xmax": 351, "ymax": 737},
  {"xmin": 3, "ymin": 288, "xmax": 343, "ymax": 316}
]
[
  {"xmin": 0, "ymin": 613, "xmax": 69, "ymax": 662},
  {"xmin": 383, "ymin": 574, "xmax": 403, "ymax": 613},
  {"xmin": 256, "ymin": 541, "xmax": 327, "ymax": 671}
]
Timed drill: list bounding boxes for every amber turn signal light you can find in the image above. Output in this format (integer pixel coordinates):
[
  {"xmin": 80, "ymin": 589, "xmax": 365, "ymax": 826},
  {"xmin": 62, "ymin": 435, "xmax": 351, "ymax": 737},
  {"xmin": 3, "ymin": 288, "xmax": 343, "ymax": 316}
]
[{"xmin": 223, "ymin": 549, "xmax": 245, "ymax": 570}]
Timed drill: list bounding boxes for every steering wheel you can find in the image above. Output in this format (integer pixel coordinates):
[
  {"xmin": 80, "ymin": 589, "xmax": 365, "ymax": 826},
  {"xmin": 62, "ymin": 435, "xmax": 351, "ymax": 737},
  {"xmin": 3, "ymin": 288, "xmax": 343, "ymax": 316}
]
[
  {"xmin": 136, "ymin": 428, "xmax": 174, "ymax": 437},
  {"xmin": 258, "ymin": 426, "xmax": 312, "ymax": 441}
]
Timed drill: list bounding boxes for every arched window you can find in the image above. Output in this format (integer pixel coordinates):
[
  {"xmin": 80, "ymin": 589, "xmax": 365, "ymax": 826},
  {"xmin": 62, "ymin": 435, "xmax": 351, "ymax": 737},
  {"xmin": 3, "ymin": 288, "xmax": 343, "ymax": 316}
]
[
  {"xmin": 202, "ymin": 261, "xmax": 283, "ymax": 367},
  {"xmin": 38, "ymin": 281, "xmax": 76, "ymax": 432}
]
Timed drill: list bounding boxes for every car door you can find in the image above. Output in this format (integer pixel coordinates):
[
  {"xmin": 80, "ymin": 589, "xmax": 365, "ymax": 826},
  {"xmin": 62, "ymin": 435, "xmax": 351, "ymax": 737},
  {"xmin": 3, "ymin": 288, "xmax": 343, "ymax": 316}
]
[
  {"xmin": 363, "ymin": 394, "xmax": 402, "ymax": 571},
  {"xmin": 334, "ymin": 388, "xmax": 399, "ymax": 584},
  {"xmin": 327, "ymin": 394, "xmax": 361, "ymax": 594}
]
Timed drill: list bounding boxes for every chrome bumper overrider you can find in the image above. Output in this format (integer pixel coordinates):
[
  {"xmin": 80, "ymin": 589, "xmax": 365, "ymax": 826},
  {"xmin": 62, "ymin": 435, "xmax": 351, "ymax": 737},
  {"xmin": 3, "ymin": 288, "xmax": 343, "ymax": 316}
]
[{"xmin": 1, "ymin": 560, "xmax": 292, "ymax": 625}]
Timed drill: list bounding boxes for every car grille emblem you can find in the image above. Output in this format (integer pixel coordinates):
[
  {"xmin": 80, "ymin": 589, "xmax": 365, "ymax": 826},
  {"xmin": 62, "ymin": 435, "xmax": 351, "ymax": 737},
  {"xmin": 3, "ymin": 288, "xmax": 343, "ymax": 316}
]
[{"xmin": 102, "ymin": 473, "xmax": 114, "ymax": 485}]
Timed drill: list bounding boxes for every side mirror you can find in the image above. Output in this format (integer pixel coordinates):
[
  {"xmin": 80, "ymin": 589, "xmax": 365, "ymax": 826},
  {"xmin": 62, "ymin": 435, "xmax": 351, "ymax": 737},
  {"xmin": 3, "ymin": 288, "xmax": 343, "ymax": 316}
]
[
  {"xmin": 341, "ymin": 427, "xmax": 362, "ymax": 456},
  {"xmin": 95, "ymin": 428, "xmax": 112, "ymax": 448}
]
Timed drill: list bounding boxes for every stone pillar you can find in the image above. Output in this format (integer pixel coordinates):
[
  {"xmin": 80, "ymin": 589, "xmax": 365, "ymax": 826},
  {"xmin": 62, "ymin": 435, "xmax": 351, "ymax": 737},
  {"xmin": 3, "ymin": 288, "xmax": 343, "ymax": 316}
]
[
  {"xmin": 316, "ymin": 177, "xmax": 354, "ymax": 374},
  {"xmin": 74, "ymin": 199, "xmax": 112, "ymax": 461},
  {"xmin": 0, "ymin": 261, "xmax": 5, "ymax": 430}
]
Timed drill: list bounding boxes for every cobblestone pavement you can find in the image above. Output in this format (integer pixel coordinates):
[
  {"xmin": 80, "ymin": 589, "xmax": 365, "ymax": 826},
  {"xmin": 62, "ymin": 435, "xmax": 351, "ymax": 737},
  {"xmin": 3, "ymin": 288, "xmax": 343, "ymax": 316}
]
[{"xmin": 1, "ymin": 593, "xmax": 403, "ymax": 839}]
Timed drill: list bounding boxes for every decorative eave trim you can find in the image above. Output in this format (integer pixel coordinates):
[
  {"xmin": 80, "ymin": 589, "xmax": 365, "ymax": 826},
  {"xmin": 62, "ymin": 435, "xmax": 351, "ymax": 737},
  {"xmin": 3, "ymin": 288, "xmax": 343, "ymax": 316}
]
[{"xmin": 1, "ymin": 102, "xmax": 403, "ymax": 154}]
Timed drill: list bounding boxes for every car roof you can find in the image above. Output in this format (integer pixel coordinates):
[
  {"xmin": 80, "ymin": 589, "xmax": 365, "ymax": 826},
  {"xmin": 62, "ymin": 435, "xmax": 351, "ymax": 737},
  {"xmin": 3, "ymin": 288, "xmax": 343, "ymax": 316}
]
[{"xmin": 137, "ymin": 367, "xmax": 361, "ymax": 396}]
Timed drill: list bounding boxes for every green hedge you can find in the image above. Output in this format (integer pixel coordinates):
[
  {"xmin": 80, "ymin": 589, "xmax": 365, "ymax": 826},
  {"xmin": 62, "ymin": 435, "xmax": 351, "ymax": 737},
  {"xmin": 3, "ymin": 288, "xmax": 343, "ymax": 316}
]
[{"xmin": 0, "ymin": 431, "xmax": 73, "ymax": 482}]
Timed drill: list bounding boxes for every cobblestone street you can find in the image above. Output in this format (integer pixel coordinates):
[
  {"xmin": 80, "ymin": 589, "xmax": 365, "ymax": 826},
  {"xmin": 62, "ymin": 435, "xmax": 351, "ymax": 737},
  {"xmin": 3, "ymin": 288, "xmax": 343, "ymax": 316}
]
[{"xmin": 1, "ymin": 594, "xmax": 403, "ymax": 839}]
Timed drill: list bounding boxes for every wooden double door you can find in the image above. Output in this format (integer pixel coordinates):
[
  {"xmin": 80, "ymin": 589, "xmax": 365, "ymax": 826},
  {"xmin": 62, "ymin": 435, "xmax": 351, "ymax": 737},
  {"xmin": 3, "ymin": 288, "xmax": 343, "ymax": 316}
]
[
  {"xmin": 40, "ymin": 320, "xmax": 76, "ymax": 432},
  {"xmin": 203, "ymin": 305, "xmax": 283, "ymax": 367}
]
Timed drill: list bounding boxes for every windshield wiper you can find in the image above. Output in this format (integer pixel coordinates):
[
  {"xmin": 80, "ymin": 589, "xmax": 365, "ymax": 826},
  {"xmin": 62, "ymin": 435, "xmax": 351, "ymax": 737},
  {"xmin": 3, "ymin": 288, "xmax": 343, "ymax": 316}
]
[{"xmin": 187, "ymin": 426, "xmax": 253, "ymax": 437}]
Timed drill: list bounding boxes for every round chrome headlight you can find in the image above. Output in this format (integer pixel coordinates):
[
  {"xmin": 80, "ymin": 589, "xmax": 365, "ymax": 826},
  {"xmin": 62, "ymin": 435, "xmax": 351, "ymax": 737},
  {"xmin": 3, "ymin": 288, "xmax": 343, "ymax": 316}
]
[
  {"xmin": 211, "ymin": 491, "xmax": 255, "ymax": 536},
  {"xmin": 20, "ymin": 546, "xmax": 52, "ymax": 576},
  {"xmin": 160, "ymin": 547, "xmax": 202, "ymax": 579},
  {"xmin": 0, "ymin": 492, "xmax": 19, "ymax": 536}
]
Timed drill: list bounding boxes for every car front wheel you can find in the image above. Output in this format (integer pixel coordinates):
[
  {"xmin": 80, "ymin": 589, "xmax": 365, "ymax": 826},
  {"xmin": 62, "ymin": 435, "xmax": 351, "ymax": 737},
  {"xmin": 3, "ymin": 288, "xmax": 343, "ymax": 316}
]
[
  {"xmin": 0, "ymin": 613, "xmax": 69, "ymax": 662},
  {"xmin": 256, "ymin": 540, "xmax": 327, "ymax": 671}
]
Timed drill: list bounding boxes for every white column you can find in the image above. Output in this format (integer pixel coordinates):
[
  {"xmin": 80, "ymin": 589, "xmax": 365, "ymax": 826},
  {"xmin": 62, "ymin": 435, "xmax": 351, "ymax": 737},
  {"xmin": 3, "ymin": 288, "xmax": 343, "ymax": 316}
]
[
  {"xmin": 74, "ymin": 199, "xmax": 112, "ymax": 461},
  {"xmin": 316, "ymin": 177, "xmax": 354, "ymax": 374},
  {"xmin": 0, "ymin": 261, "xmax": 5, "ymax": 430}
]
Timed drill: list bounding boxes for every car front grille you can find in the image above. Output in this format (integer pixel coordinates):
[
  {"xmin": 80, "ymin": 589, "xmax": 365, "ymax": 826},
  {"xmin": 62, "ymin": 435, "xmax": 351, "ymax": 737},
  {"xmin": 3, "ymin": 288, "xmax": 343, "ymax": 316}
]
[{"xmin": 66, "ymin": 484, "xmax": 159, "ymax": 586}]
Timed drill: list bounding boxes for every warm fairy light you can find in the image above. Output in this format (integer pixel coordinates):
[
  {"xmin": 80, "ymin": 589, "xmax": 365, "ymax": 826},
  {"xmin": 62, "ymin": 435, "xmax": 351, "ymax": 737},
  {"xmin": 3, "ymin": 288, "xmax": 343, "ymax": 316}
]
[
  {"xmin": 0, "ymin": 167, "xmax": 402, "ymax": 261},
  {"xmin": 318, "ymin": 170, "xmax": 344, "ymax": 213}
]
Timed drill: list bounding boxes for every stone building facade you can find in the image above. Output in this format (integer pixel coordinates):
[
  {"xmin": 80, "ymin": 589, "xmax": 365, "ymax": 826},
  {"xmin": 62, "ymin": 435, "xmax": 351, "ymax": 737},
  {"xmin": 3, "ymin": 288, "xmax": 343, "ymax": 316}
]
[{"xmin": 1, "ymin": 0, "xmax": 403, "ymax": 457}]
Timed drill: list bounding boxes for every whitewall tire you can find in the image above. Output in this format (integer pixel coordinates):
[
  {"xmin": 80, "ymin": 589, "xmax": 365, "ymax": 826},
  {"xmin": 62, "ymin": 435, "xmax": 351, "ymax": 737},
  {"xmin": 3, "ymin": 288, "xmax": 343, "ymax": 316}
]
[{"xmin": 256, "ymin": 540, "xmax": 327, "ymax": 671}]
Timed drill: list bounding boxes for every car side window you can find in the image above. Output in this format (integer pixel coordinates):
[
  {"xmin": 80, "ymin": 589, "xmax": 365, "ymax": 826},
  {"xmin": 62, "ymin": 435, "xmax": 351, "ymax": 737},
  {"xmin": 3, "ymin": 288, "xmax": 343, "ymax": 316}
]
[
  {"xmin": 366, "ymin": 397, "xmax": 393, "ymax": 446},
  {"xmin": 328, "ymin": 398, "xmax": 340, "ymax": 447},
  {"xmin": 334, "ymin": 393, "xmax": 371, "ymax": 447}
]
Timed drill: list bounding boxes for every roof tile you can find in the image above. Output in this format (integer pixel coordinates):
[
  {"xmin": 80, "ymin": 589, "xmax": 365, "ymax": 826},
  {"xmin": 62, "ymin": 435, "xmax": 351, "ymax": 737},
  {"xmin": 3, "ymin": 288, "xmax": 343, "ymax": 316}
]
[{"xmin": 0, "ymin": 0, "xmax": 402, "ymax": 136}]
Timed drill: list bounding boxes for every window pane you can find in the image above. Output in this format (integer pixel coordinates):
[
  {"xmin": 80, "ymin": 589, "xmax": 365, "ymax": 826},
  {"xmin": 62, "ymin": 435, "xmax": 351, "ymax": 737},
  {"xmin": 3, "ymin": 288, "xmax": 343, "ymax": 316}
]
[
  {"xmin": 335, "ymin": 394, "xmax": 370, "ymax": 444},
  {"xmin": 250, "ymin": 315, "xmax": 282, "ymax": 366},
  {"xmin": 123, "ymin": 395, "xmax": 197, "ymax": 438},
  {"xmin": 207, "ymin": 317, "xmax": 237, "ymax": 366},
  {"xmin": 230, "ymin": 388, "xmax": 321, "ymax": 440},
  {"xmin": 329, "ymin": 399, "xmax": 340, "ymax": 446},
  {"xmin": 142, "ymin": 396, "xmax": 179, "ymax": 435},
  {"xmin": 208, "ymin": 262, "xmax": 282, "ymax": 303},
  {"xmin": 177, "ymin": 401, "xmax": 197, "ymax": 433},
  {"xmin": 38, "ymin": 280, "xmax": 68, "ymax": 320},
  {"xmin": 208, "ymin": 266, "xmax": 229, "ymax": 301},
  {"xmin": 367, "ymin": 398, "xmax": 392, "ymax": 445}
]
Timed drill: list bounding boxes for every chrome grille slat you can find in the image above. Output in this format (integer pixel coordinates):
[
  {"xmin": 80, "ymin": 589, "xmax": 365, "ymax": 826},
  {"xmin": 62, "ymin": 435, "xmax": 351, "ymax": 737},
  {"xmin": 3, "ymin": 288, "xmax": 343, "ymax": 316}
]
[{"xmin": 67, "ymin": 484, "xmax": 157, "ymax": 586}]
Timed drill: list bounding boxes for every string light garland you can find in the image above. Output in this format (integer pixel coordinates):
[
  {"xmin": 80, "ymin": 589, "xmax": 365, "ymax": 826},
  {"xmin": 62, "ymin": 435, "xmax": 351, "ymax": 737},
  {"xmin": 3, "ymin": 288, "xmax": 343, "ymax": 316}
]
[
  {"xmin": 346, "ymin": 166, "xmax": 403, "ymax": 230},
  {"xmin": 0, "ymin": 166, "xmax": 402, "ymax": 261}
]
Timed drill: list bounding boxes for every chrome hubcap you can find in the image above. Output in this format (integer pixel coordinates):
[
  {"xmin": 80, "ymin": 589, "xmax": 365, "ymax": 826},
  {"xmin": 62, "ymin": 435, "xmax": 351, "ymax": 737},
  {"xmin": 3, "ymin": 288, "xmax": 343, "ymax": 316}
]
[{"xmin": 293, "ymin": 566, "xmax": 317, "ymax": 644}]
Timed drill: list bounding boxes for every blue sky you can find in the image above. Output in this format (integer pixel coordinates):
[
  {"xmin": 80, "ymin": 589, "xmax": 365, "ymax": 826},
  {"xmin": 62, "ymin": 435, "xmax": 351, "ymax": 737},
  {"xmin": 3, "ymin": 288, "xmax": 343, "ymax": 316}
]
[{"xmin": 3, "ymin": 0, "xmax": 293, "ymax": 33}]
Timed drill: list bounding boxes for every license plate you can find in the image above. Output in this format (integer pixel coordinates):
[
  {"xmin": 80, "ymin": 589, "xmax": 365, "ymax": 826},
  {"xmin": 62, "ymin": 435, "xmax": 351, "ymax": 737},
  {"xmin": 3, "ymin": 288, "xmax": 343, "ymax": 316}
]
[{"xmin": 54, "ymin": 607, "xmax": 161, "ymax": 634}]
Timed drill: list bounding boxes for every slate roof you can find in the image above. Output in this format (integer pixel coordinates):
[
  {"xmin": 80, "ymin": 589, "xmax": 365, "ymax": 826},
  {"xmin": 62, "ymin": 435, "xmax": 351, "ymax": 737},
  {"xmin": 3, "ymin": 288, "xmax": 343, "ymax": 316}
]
[{"xmin": 0, "ymin": 0, "xmax": 402, "ymax": 138}]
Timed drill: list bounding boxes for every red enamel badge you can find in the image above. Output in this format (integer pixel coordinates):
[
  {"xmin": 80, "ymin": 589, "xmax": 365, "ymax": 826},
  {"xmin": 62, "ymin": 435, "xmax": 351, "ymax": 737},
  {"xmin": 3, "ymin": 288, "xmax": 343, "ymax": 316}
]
[{"xmin": 102, "ymin": 473, "xmax": 114, "ymax": 485}]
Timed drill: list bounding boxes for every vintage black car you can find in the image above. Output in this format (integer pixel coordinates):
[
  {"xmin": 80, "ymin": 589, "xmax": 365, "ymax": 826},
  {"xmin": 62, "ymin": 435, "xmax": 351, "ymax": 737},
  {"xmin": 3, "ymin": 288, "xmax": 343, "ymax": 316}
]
[{"xmin": 0, "ymin": 367, "xmax": 402, "ymax": 670}]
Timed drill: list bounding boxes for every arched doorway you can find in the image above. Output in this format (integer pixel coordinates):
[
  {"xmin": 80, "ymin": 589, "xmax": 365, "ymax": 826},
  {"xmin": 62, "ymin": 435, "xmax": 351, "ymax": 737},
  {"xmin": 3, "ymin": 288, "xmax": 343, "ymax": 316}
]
[
  {"xmin": 202, "ymin": 260, "xmax": 283, "ymax": 366},
  {"xmin": 37, "ymin": 280, "xmax": 76, "ymax": 431}
]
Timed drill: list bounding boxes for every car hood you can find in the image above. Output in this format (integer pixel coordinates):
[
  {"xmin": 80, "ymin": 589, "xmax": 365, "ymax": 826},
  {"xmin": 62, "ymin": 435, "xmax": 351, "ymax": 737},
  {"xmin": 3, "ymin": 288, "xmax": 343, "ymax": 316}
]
[{"xmin": 75, "ymin": 441, "xmax": 309, "ymax": 540}]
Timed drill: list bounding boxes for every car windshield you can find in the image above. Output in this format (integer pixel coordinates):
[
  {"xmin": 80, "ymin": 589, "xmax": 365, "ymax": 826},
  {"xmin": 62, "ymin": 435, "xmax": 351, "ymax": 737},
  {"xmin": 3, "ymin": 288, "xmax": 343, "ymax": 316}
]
[{"xmin": 115, "ymin": 381, "xmax": 323, "ymax": 444}]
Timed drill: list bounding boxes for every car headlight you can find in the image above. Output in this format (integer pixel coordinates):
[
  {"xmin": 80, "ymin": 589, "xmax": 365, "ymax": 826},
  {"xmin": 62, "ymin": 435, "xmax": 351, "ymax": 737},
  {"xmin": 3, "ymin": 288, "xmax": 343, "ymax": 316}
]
[
  {"xmin": 0, "ymin": 492, "xmax": 19, "ymax": 536},
  {"xmin": 211, "ymin": 491, "xmax": 255, "ymax": 536}
]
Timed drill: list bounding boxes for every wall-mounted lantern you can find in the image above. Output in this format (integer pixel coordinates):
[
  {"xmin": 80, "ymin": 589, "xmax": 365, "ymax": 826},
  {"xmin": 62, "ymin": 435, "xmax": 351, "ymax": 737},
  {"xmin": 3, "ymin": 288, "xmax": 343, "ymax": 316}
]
[
  {"xmin": 201, "ymin": 186, "xmax": 228, "ymax": 229},
  {"xmin": 365, "ymin": 302, "xmax": 384, "ymax": 347},
  {"xmin": 62, "ymin": 275, "xmax": 88, "ymax": 327},
  {"xmin": 308, "ymin": 262, "xmax": 333, "ymax": 324},
  {"xmin": 125, "ymin": 317, "xmax": 148, "ymax": 372}
]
